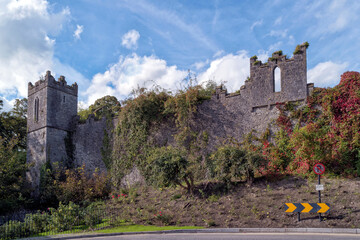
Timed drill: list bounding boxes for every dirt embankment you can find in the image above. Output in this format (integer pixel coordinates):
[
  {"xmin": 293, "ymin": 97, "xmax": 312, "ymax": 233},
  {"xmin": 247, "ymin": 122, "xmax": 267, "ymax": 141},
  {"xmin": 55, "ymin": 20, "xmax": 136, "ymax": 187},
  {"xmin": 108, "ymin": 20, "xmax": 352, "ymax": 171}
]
[{"xmin": 109, "ymin": 176, "xmax": 360, "ymax": 229}]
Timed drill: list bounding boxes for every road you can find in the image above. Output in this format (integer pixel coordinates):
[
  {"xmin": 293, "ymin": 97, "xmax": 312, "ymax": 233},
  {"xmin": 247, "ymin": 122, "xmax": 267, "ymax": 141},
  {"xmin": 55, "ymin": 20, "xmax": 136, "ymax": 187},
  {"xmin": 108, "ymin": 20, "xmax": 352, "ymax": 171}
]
[{"xmin": 82, "ymin": 233, "xmax": 360, "ymax": 240}]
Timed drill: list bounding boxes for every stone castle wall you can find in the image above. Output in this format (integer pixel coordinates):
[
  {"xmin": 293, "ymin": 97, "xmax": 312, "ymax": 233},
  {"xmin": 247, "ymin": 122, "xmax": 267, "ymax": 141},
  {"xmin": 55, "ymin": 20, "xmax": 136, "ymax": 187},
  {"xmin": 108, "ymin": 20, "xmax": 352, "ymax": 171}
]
[
  {"xmin": 27, "ymin": 43, "xmax": 312, "ymax": 191},
  {"xmin": 73, "ymin": 115, "xmax": 108, "ymax": 172}
]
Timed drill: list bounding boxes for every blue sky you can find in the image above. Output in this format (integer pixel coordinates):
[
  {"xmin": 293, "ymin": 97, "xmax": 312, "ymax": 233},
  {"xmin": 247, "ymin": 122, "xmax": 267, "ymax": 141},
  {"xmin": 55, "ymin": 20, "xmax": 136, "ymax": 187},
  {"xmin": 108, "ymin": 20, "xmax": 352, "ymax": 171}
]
[{"xmin": 0, "ymin": 0, "xmax": 359, "ymax": 110}]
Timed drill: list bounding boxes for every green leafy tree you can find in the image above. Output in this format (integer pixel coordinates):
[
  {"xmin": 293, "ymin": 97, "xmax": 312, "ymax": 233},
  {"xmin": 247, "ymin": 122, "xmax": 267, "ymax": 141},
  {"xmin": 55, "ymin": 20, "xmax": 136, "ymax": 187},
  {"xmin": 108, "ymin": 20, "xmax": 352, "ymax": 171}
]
[
  {"xmin": 147, "ymin": 146, "xmax": 194, "ymax": 193},
  {"xmin": 209, "ymin": 145, "xmax": 266, "ymax": 185},
  {"xmin": 78, "ymin": 95, "xmax": 121, "ymax": 121},
  {"xmin": 0, "ymin": 98, "xmax": 27, "ymax": 150},
  {"xmin": 0, "ymin": 136, "xmax": 27, "ymax": 214}
]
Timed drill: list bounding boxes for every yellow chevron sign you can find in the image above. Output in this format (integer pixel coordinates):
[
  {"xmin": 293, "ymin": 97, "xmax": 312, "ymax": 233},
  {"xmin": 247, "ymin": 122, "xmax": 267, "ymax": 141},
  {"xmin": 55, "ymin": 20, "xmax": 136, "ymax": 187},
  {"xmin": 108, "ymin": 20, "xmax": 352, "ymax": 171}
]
[
  {"xmin": 317, "ymin": 203, "xmax": 330, "ymax": 213},
  {"xmin": 285, "ymin": 203, "xmax": 330, "ymax": 213}
]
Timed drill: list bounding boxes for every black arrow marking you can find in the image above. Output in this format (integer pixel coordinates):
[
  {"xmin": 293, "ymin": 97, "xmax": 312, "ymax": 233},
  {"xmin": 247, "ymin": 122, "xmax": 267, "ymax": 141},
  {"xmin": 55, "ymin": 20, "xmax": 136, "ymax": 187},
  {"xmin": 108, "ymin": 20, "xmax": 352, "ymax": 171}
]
[
  {"xmin": 309, "ymin": 203, "xmax": 320, "ymax": 213},
  {"xmin": 293, "ymin": 203, "xmax": 304, "ymax": 212}
]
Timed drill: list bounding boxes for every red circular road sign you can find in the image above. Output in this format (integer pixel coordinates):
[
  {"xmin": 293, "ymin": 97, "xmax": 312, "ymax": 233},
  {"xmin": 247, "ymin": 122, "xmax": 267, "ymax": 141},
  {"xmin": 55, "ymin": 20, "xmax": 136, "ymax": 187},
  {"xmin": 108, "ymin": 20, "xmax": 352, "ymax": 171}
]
[{"xmin": 313, "ymin": 163, "xmax": 325, "ymax": 175}]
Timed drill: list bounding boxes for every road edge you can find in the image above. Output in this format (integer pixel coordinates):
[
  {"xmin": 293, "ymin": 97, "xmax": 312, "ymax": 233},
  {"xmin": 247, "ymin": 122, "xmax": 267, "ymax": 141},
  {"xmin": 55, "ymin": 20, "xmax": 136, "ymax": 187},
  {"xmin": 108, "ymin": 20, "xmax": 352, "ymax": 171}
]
[{"xmin": 21, "ymin": 228, "xmax": 360, "ymax": 239}]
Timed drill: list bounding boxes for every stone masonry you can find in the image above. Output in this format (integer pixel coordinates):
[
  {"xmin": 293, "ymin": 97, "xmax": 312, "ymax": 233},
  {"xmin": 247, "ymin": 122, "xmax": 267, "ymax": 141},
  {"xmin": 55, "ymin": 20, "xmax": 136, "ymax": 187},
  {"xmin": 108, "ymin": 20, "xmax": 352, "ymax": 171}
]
[{"xmin": 26, "ymin": 43, "xmax": 313, "ymax": 192}]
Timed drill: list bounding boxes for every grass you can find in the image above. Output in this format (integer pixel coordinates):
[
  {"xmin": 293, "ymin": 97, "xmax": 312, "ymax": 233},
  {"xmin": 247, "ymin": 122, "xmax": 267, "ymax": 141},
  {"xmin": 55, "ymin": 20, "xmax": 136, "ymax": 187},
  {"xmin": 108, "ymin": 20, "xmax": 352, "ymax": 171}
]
[
  {"xmin": 95, "ymin": 224, "xmax": 202, "ymax": 233},
  {"xmin": 32, "ymin": 221, "xmax": 201, "ymax": 238}
]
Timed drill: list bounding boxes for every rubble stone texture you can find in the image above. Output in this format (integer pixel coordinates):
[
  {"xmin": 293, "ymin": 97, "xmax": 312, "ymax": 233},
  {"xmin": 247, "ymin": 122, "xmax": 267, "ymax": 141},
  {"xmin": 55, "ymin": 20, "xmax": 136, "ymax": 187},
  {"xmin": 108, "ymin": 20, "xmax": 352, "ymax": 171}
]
[{"xmin": 27, "ymin": 43, "xmax": 313, "ymax": 192}]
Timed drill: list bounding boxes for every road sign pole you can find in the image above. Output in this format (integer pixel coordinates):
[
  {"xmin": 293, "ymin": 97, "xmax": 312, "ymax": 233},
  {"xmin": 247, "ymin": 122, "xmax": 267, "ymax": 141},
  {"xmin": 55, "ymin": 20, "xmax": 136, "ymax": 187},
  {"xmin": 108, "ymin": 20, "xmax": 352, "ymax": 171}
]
[
  {"xmin": 297, "ymin": 212, "xmax": 300, "ymax": 222},
  {"xmin": 318, "ymin": 174, "xmax": 321, "ymax": 222}
]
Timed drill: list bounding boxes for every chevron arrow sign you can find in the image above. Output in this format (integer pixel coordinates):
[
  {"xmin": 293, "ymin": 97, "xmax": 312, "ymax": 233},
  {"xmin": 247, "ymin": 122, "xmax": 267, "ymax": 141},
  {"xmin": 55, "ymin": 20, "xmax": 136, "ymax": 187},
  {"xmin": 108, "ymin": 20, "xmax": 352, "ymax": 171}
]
[{"xmin": 285, "ymin": 203, "xmax": 330, "ymax": 213}]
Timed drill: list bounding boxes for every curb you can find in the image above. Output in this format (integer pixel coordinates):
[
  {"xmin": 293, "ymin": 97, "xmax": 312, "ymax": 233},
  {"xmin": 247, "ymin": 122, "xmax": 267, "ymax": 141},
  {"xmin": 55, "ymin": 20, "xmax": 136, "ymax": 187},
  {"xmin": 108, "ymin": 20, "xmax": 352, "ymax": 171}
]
[{"xmin": 22, "ymin": 228, "xmax": 360, "ymax": 239}]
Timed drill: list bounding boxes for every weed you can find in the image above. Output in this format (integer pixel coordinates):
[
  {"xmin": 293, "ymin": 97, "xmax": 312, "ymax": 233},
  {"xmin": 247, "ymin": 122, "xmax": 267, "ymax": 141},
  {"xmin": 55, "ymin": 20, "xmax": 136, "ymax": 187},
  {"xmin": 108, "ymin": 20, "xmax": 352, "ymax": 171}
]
[
  {"xmin": 208, "ymin": 194, "xmax": 220, "ymax": 202},
  {"xmin": 203, "ymin": 219, "xmax": 216, "ymax": 227},
  {"xmin": 172, "ymin": 193, "xmax": 182, "ymax": 200}
]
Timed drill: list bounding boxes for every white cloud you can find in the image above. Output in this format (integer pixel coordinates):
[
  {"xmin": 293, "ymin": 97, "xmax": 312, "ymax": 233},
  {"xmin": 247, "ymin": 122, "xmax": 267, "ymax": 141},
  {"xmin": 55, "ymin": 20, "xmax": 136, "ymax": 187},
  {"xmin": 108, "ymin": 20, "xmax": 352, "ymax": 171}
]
[
  {"xmin": 250, "ymin": 20, "xmax": 263, "ymax": 31},
  {"xmin": 198, "ymin": 51, "xmax": 250, "ymax": 92},
  {"xmin": 256, "ymin": 50, "xmax": 269, "ymax": 63},
  {"xmin": 267, "ymin": 29, "xmax": 288, "ymax": 38},
  {"xmin": 213, "ymin": 50, "xmax": 224, "ymax": 58},
  {"xmin": 85, "ymin": 54, "xmax": 187, "ymax": 105},
  {"xmin": 308, "ymin": 0, "xmax": 360, "ymax": 36},
  {"xmin": 268, "ymin": 41, "xmax": 283, "ymax": 52},
  {"xmin": 0, "ymin": 0, "xmax": 87, "ymax": 102},
  {"xmin": 0, "ymin": 0, "xmax": 70, "ymax": 98},
  {"xmin": 122, "ymin": 29, "xmax": 140, "ymax": 50},
  {"xmin": 0, "ymin": 96, "xmax": 15, "ymax": 112},
  {"xmin": 73, "ymin": 25, "xmax": 83, "ymax": 40},
  {"xmin": 192, "ymin": 59, "xmax": 209, "ymax": 71},
  {"xmin": 307, "ymin": 61, "xmax": 348, "ymax": 87}
]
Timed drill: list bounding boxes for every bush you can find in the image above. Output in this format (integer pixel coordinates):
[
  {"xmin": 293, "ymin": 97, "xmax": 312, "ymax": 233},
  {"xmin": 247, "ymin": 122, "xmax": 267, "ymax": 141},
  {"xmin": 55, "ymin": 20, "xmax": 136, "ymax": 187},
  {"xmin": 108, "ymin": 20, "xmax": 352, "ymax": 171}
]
[
  {"xmin": 55, "ymin": 165, "xmax": 111, "ymax": 204},
  {"xmin": 209, "ymin": 145, "xmax": 266, "ymax": 185},
  {"xmin": 147, "ymin": 146, "xmax": 194, "ymax": 193},
  {"xmin": 24, "ymin": 211, "xmax": 50, "ymax": 233},
  {"xmin": 0, "ymin": 220, "xmax": 29, "ymax": 239},
  {"xmin": 84, "ymin": 202, "xmax": 105, "ymax": 227},
  {"xmin": 49, "ymin": 202, "xmax": 82, "ymax": 232}
]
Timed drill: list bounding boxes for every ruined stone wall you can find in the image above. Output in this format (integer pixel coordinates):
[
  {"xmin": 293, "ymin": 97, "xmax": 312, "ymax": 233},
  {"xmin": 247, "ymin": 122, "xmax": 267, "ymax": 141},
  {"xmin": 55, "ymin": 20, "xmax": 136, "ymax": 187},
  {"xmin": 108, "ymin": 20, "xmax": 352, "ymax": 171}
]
[
  {"xmin": 26, "ymin": 43, "xmax": 313, "ymax": 190},
  {"xmin": 242, "ymin": 44, "xmax": 307, "ymax": 109},
  {"xmin": 73, "ymin": 115, "xmax": 107, "ymax": 172}
]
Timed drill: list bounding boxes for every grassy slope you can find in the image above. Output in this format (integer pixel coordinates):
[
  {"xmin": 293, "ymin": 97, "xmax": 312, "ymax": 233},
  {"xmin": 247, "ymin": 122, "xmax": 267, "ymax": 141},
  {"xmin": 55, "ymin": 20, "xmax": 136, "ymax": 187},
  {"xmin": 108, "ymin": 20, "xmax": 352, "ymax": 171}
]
[{"xmin": 95, "ymin": 225, "xmax": 201, "ymax": 233}]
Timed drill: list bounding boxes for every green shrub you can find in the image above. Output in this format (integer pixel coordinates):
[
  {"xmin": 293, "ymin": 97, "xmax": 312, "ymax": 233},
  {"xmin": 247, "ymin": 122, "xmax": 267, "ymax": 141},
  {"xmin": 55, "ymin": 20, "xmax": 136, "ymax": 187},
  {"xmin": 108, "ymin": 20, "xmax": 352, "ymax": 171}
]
[
  {"xmin": 0, "ymin": 220, "xmax": 29, "ymax": 239},
  {"xmin": 209, "ymin": 145, "xmax": 266, "ymax": 185},
  {"xmin": 84, "ymin": 202, "xmax": 105, "ymax": 227},
  {"xmin": 49, "ymin": 201, "xmax": 82, "ymax": 232},
  {"xmin": 24, "ymin": 211, "xmax": 50, "ymax": 233},
  {"xmin": 55, "ymin": 165, "xmax": 111, "ymax": 204},
  {"xmin": 147, "ymin": 146, "xmax": 194, "ymax": 193}
]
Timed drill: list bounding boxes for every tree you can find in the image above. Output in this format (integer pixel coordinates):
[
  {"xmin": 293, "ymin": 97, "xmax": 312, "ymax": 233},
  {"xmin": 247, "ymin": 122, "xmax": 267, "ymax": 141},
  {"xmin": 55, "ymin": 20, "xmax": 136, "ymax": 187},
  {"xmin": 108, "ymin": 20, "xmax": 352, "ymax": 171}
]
[
  {"xmin": 147, "ymin": 146, "xmax": 194, "ymax": 193},
  {"xmin": 0, "ymin": 136, "xmax": 27, "ymax": 214},
  {"xmin": 78, "ymin": 96, "xmax": 121, "ymax": 121},
  {"xmin": 89, "ymin": 95, "xmax": 121, "ymax": 119},
  {"xmin": 209, "ymin": 145, "xmax": 266, "ymax": 185},
  {"xmin": 0, "ymin": 98, "xmax": 27, "ymax": 150}
]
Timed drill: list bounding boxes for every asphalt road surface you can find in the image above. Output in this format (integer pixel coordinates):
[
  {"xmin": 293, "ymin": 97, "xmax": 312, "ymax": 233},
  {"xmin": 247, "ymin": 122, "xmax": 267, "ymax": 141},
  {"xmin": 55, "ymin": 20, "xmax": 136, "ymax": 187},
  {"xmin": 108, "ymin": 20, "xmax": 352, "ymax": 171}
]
[{"xmin": 82, "ymin": 233, "xmax": 360, "ymax": 240}]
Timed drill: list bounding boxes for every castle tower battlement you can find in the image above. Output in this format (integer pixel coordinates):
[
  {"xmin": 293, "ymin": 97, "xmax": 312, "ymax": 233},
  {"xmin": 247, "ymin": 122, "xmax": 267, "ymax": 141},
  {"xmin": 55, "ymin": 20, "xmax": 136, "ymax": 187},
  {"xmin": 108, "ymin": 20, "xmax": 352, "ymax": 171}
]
[{"xmin": 28, "ymin": 70, "xmax": 78, "ymax": 97}]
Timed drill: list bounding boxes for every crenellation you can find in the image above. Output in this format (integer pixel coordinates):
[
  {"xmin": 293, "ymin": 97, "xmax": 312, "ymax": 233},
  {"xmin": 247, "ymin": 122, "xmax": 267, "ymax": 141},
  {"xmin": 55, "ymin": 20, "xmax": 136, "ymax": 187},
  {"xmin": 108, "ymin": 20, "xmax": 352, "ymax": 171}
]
[
  {"xmin": 26, "ymin": 43, "xmax": 314, "ymax": 193},
  {"xmin": 28, "ymin": 71, "xmax": 78, "ymax": 97}
]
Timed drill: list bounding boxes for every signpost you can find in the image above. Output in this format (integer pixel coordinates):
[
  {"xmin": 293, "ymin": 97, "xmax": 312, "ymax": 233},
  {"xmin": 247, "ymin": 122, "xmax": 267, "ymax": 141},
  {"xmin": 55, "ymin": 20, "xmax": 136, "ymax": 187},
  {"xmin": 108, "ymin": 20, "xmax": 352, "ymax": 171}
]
[
  {"xmin": 313, "ymin": 163, "xmax": 325, "ymax": 222},
  {"xmin": 285, "ymin": 163, "xmax": 329, "ymax": 222}
]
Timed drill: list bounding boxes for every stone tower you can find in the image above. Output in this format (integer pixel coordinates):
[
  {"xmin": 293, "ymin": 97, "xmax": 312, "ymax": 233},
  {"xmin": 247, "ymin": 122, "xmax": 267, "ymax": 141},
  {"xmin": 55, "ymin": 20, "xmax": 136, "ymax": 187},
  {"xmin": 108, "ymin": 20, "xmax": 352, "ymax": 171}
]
[{"xmin": 27, "ymin": 70, "xmax": 78, "ymax": 194}]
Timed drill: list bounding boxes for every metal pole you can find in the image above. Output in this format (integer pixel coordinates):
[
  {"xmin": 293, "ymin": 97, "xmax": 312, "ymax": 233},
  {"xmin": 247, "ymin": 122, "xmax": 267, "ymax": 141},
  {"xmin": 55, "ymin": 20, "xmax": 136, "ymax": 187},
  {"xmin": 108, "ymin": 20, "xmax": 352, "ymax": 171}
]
[
  {"xmin": 298, "ymin": 212, "xmax": 301, "ymax": 222},
  {"xmin": 318, "ymin": 174, "xmax": 321, "ymax": 222}
]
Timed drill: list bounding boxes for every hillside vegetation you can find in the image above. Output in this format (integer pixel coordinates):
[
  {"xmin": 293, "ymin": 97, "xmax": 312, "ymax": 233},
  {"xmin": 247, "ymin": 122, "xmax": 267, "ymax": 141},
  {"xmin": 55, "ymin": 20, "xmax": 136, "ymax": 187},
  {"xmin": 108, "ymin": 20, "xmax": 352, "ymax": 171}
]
[{"xmin": 1, "ymin": 72, "xmax": 360, "ymax": 223}]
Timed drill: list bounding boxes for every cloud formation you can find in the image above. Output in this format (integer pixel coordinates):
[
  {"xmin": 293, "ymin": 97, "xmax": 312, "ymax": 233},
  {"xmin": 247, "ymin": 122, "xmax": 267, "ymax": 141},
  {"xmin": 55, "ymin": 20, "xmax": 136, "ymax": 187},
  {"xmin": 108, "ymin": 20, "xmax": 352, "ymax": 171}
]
[
  {"xmin": 85, "ymin": 54, "xmax": 187, "ymax": 105},
  {"xmin": 122, "ymin": 29, "xmax": 140, "ymax": 50},
  {"xmin": 308, "ymin": 61, "xmax": 349, "ymax": 87},
  {"xmin": 0, "ymin": 0, "xmax": 68, "ymax": 97},
  {"xmin": 250, "ymin": 20, "xmax": 263, "ymax": 31},
  {"xmin": 198, "ymin": 51, "xmax": 250, "ymax": 92},
  {"xmin": 0, "ymin": 0, "xmax": 88, "ymax": 101},
  {"xmin": 73, "ymin": 25, "xmax": 84, "ymax": 40}
]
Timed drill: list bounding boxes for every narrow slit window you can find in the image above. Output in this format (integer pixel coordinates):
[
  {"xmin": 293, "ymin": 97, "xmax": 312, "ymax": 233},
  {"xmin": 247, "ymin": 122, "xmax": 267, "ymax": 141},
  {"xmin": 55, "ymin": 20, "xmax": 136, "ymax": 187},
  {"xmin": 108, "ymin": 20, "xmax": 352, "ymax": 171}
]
[
  {"xmin": 274, "ymin": 67, "xmax": 281, "ymax": 92},
  {"xmin": 63, "ymin": 96, "xmax": 66, "ymax": 103},
  {"xmin": 34, "ymin": 97, "xmax": 39, "ymax": 122}
]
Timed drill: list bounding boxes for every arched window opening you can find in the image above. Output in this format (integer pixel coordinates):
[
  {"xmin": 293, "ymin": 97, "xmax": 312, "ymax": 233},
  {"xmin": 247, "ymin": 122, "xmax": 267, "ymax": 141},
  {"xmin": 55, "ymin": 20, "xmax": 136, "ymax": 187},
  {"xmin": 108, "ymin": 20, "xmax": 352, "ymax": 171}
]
[
  {"xmin": 274, "ymin": 67, "xmax": 281, "ymax": 92},
  {"xmin": 34, "ymin": 97, "xmax": 39, "ymax": 122}
]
